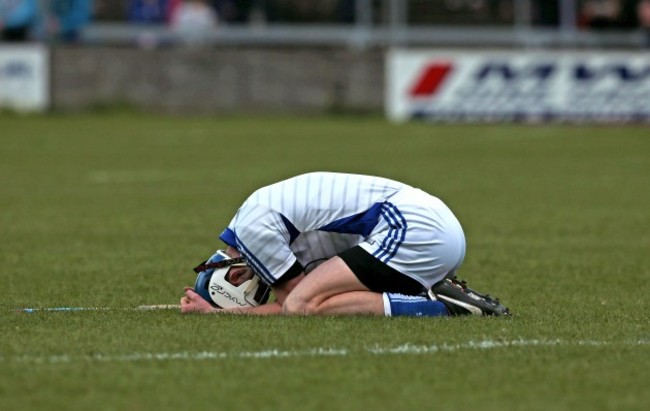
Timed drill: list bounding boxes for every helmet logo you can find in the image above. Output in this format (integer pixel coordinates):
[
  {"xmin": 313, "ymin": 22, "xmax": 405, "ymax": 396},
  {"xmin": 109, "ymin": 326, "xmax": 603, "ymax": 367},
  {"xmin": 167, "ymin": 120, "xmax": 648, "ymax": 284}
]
[{"xmin": 209, "ymin": 284, "xmax": 248, "ymax": 307}]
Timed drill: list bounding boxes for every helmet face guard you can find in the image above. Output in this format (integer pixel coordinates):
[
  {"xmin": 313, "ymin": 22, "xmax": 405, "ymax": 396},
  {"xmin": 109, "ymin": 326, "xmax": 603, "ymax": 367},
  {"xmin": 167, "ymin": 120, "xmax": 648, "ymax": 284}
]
[{"xmin": 193, "ymin": 250, "xmax": 271, "ymax": 309}]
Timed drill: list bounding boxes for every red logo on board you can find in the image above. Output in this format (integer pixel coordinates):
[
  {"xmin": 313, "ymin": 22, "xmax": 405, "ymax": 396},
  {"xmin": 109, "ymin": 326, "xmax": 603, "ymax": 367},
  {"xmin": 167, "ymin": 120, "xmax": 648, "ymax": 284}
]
[{"xmin": 409, "ymin": 63, "xmax": 453, "ymax": 97}]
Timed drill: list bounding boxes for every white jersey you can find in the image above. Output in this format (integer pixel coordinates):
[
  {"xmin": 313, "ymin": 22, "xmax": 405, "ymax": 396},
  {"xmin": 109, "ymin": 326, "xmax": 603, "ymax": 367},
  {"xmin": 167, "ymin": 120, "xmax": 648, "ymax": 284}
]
[
  {"xmin": 220, "ymin": 172, "xmax": 410, "ymax": 285},
  {"xmin": 221, "ymin": 172, "xmax": 466, "ymax": 288}
]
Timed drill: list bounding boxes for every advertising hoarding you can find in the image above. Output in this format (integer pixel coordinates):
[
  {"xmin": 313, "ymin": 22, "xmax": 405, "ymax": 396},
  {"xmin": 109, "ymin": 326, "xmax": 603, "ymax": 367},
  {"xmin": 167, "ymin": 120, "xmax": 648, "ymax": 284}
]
[
  {"xmin": 387, "ymin": 50, "xmax": 650, "ymax": 123},
  {"xmin": 0, "ymin": 45, "xmax": 49, "ymax": 112}
]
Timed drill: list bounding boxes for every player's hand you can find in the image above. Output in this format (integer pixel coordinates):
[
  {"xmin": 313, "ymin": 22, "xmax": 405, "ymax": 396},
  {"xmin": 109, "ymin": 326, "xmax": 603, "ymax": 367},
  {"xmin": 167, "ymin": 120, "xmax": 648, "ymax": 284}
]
[{"xmin": 180, "ymin": 286, "xmax": 217, "ymax": 314}]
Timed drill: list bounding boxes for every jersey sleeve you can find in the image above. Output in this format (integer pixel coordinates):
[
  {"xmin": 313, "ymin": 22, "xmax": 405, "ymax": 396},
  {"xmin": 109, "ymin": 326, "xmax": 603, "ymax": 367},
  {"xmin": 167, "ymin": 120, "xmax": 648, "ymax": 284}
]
[{"xmin": 220, "ymin": 203, "xmax": 298, "ymax": 286}]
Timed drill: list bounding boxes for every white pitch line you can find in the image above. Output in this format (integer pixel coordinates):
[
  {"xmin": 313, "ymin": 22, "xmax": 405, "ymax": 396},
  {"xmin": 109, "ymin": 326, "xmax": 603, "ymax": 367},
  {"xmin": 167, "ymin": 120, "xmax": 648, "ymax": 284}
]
[
  {"xmin": 87, "ymin": 170, "xmax": 191, "ymax": 184},
  {"xmin": 0, "ymin": 339, "xmax": 647, "ymax": 365}
]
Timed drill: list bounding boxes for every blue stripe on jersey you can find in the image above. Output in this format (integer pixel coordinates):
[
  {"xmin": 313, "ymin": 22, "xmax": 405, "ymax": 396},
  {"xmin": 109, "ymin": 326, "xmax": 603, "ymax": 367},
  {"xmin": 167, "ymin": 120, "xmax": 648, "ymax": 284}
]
[
  {"xmin": 219, "ymin": 228, "xmax": 237, "ymax": 248},
  {"xmin": 280, "ymin": 214, "xmax": 301, "ymax": 244},
  {"xmin": 230, "ymin": 234, "xmax": 275, "ymax": 286},
  {"xmin": 373, "ymin": 202, "xmax": 407, "ymax": 263},
  {"xmin": 220, "ymin": 228, "xmax": 276, "ymax": 285},
  {"xmin": 317, "ymin": 202, "xmax": 383, "ymax": 237}
]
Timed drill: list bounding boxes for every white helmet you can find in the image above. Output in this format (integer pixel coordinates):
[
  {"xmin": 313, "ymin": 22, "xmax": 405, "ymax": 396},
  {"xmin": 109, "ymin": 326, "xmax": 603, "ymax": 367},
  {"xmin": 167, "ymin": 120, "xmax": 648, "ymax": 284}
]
[{"xmin": 193, "ymin": 250, "xmax": 271, "ymax": 309}]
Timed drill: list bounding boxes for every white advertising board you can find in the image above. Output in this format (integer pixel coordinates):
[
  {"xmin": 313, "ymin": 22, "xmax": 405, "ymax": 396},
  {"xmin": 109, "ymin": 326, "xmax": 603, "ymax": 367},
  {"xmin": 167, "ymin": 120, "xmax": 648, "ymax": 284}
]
[
  {"xmin": 387, "ymin": 50, "xmax": 650, "ymax": 123},
  {"xmin": 0, "ymin": 45, "xmax": 49, "ymax": 112}
]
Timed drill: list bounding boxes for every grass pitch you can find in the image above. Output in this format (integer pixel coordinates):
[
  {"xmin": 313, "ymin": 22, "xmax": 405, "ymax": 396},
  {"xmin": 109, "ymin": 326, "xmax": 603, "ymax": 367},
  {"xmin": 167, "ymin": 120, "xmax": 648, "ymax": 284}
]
[{"xmin": 0, "ymin": 114, "xmax": 648, "ymax": 411}]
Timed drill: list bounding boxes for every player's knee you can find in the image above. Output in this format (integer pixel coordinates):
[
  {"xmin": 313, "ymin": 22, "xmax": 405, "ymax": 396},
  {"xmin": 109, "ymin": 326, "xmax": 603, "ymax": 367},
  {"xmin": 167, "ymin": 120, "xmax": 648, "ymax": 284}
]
[{"xmin": 282, "ymin": 295, "xmax": 318, "ymax": 316}]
